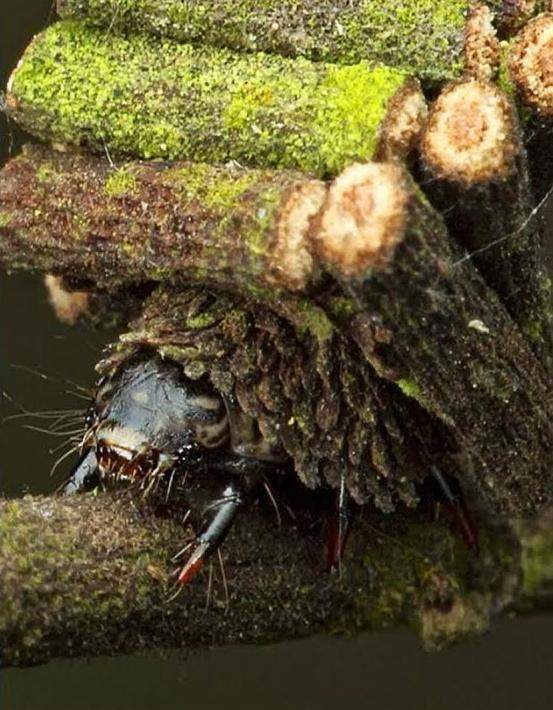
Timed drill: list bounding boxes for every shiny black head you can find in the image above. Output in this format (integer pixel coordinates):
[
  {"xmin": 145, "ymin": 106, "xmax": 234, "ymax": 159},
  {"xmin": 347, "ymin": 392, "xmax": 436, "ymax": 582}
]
[{"xmin": 79, "ymin": 355, "xmax": 229, "ymax": 485}]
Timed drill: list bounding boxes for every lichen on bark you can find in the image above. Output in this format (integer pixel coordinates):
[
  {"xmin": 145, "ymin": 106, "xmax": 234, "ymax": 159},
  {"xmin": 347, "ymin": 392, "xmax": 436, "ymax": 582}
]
[
  {"xmin": 56, "ymin": 1, "xmax": 545, "ymax": 79},
  {"xmin": 2, "ymin": 492, "xmax": 553, "ymax": 668},
  {"xmin": 7, "ymin": 21, "xmax": 410, "ymax": 175}
]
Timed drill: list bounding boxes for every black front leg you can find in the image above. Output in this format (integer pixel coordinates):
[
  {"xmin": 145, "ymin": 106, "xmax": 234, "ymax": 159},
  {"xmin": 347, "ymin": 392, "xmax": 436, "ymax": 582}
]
[
  {"xmin": 60, "ymin": 448, "xmax": 101, "ymax": 495},
  {"xmin": 177, "ymin": 452, "xmax": 283, "ymax": 585},
  {"xmin": 178, "ymin": 477, "xmax": 245, "ymax": 584}
]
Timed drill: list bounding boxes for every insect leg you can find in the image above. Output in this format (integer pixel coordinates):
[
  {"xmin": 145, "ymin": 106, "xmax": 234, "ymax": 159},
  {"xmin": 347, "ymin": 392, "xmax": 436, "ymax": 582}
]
[
  {"xmin": 178, "ymin": 477, "xmax": 245, "ymax": 585},
  {"xmin": 60, "ymin": 448, "xmax": 101, "ymax": 495},
  {"xmin": 327, "ymin": 472, "xmax": 355, "ymax": 573},
  {"xmin": 430, "ymin": 465, "xmax": 478, "ymax": 550}
]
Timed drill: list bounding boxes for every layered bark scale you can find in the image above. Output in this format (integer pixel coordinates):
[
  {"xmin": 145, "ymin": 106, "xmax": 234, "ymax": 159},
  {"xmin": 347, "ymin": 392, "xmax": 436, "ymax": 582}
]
[{"xmin": 101, "ymin": 287, "xmax": 451, "ymax": 511}]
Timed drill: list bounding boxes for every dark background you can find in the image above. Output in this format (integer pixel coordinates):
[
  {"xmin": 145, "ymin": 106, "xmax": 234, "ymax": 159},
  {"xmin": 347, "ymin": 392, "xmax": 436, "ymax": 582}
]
[{"xmin": 1, "ymin": 3, "xmax": 552, "ymax": 708}]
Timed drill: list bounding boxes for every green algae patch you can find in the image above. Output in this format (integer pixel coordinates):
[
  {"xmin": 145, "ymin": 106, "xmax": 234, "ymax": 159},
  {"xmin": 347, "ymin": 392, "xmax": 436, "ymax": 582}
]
[
  {"xmin": 58, "ymin": 0, "xmax": 473, "ymax": 81},
  {"xmin": 0, "ymin": 211, "xmax": 12, "ymax": 228},
  {"xmin": 293, "ymin": 300, "xmax": 334, "ymax": 342},
  {"xmin": 396, "ymin": 378, "xmax": 421, "ymax": 399},
  {"xmin": 520, "ymin": 527, "xmax": 553, "ymax": 602},
  {"xmin": 35, "ymin": 162, "xmax": 55, "ymax": 184},
  {"xmin": 9, "ymin": 21, "xmax": 409, "ymax": 175},
  {"xmin": 104, "ymin": 168, "xmax": 137, "ymax": 197}
]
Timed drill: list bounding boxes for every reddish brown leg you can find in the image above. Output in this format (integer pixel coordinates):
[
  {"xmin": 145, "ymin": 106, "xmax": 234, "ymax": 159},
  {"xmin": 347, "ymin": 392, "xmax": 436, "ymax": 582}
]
[
  {"xmin": 430, "ymin": 466, "xmax": 479, "ymax": 551},
  {"xmin": 327, "ymin": 475, "xmax": 355, "ymax": 573}
]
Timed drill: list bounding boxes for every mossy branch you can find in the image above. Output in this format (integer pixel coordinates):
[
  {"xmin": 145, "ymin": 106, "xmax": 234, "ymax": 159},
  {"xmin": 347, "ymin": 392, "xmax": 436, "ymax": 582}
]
[
  {"xmin": 56, "ymin": 0, "xmax": 524, "ymax": 81},
  {"xmin": 0, "ymin": 144, "xmax": 330, "ymax": 294},
  {"xmin": 2, "ymin": 492, "xmax": 553, "ymax": 669},
  {"xmin": 6, "ymin": 21, "xmax": 424, "ymax": 175}
]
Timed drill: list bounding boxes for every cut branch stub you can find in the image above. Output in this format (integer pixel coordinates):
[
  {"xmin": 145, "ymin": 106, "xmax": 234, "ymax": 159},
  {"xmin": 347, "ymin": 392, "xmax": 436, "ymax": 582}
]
[
  {"xmin": 420, "ymin": 80, "xmax": 553, "ymax": 369},
  {"xmin": 0, "ymin": 145, "xmax": 328, "ymax": 294},
  {"xmin": 6, "ymin": 21, "xmax": 423, "ymax": 174},
  {"xmin": 421, "ymin": 80, "xmax": 519, "ymax": 186},
  {"xmin": 315, "ymin": 162, "xmax": 553, "ymax": 516},
  {"xmin": 509, "ymin": 13, "xmax": 553, "ymax": 117},
  {"xmin": 315, "ymin": 162, "xmax": 409, "ymax": 276}
]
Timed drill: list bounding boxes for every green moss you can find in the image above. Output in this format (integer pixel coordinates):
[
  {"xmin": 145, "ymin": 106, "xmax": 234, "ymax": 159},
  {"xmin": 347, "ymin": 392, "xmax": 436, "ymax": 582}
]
[
  {"xmin": 294, "ymin": 300, "xmax": 334, "ymax": 342},
  {"xmin": 524, "ymin": 317, "xmax": 544, "ymax": 343},
  {"xmin": 186, "ymin": 313, "xmax": 218, "ymax": 329},
  {"xmin": 104, "ymin": 168, "xmax": 137, "ymax": 197},
  {"xmin": 0, "ymin": 211, "xmax": 11, "ymax": 228},
  {"xmin": 396, "ymin": 378, "xmax": 421, "ymax": 399},
  {"xmin": 10, "ymin": 21, "xmax": 408, "ymax": 175},
  {"xmin": 58, "ymin": 0, "xmax": 472, "ymax": 81},
  {"xmin": 35, "ymin": 162, "xmax": 55, "ymax": 184},
  {"xmin": 521, "ymin": 531, "xmax": 553, "ymax": 601}
]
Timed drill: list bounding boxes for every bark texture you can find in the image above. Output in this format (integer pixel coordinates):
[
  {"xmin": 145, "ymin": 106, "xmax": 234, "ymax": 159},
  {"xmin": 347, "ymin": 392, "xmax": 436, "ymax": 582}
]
[
  {"xmin": 0, "ymin": 145, "xmax": 329, "ymax": 294},
  {"xmin": 56, "ymin": 0, "xmax": 508, "ymax": 81},
  {"xmin": 420, "ymin": 80, "xmax": 553, "ymax": 369},
  {"xmin": 2, "ymin": 492, "xmax": 553, "ymax": 668},
  {"xmin": 6, "ymin": 21, "xmax": 417, "ymax": 176},
  {"xmin": 315, "ymin": 164, "xmax": 553, "ymax": 517}
]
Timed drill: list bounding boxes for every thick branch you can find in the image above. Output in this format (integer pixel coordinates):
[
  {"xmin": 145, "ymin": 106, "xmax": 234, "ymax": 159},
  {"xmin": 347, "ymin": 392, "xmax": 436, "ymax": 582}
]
[
  {"xmin": 315, "ymin": 162, "xmax": 553, "ymax": 515},
  {"xmin": 56, "ymin": 0, "xmax": 507, "ymax": 82},
  {"xmin": 421, "ymin": 80, "xmax": 553, "ymax": 368},
  {"xmin": 6, "ymin": 21, "xmax": 423, "ymax": 175},
  {"xmin": 0, "ymin": 144, "xmax": 328, "ymax": 294},
  {"xmin": 1, "ymin": 492, "xmax": 553, "ymax": 668}
]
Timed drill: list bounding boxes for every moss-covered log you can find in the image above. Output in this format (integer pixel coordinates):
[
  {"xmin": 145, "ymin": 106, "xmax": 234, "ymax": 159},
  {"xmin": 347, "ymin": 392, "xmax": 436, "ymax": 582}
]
[
  {"xmin": 314, "ymin": 162, "xmax": 553, "ymax": 517},
  {"xmin": 0, "ymin": 144, "xmax": 330, "ymax": 294},
  {"xmin": 420, "ymin": 80, "xmax": 553, "ymax": 369},
  {"xmin": 6, "ymin": 21, "xmax": 426, "ymax": 175},
  {"xmin": 1, "ymin": 492, "xmax": 553, "ymax": 668},
  {"xmin": 55, "ymin": 0, "xmax": 514, "ymax": 82}
]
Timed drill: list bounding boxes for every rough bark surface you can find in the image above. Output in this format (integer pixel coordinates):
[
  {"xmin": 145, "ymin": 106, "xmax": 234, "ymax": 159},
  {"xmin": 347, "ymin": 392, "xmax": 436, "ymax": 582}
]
[
  {"xmin": 0, "ymin": 145, "xmax": 328, "ymax": 294},
  {"xmin": 6, "ymin": 21, "xmax": 412, "ymax": 175},
  {"xmin": 317, "ymin": 176, "xmax": 553, "ymax": 516},
  {"xmin": 55, "ymin": 0, "xmax": 506, "ymax": 81},
  {"xmin": 420, "ymin": 82, "xmax": 553, "ymax": 369},
  {"xmin": 2, "ymin": 492, "xmax": 553, "ymax": 669}
]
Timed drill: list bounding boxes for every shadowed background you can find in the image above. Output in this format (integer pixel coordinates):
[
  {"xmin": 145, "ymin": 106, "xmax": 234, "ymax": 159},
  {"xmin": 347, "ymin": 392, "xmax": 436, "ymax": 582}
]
[{"xmin": 1, "ymin": 2, "xmax": 552, "ymax": 708}]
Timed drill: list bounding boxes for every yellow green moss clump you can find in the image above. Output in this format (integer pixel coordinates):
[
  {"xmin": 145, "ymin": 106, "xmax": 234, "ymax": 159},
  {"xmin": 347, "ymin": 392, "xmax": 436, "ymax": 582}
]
[
  {"xmin": 57, "ymin": 0, "xmax": 524, "ymax": 81},
  {"xmin": 104, "ymin": 168, "xmax": 137, "ymax": 197},
  {"xmin": 8, "ymin": 21, "xmax": 409, "ymax": 176}
]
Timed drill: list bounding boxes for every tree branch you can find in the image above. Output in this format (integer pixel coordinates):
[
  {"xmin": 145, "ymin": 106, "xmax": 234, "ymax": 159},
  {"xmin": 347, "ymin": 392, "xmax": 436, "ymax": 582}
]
[{"xmin": 1, "ymin": 491, "xmax": 553, "ymax": 669}]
